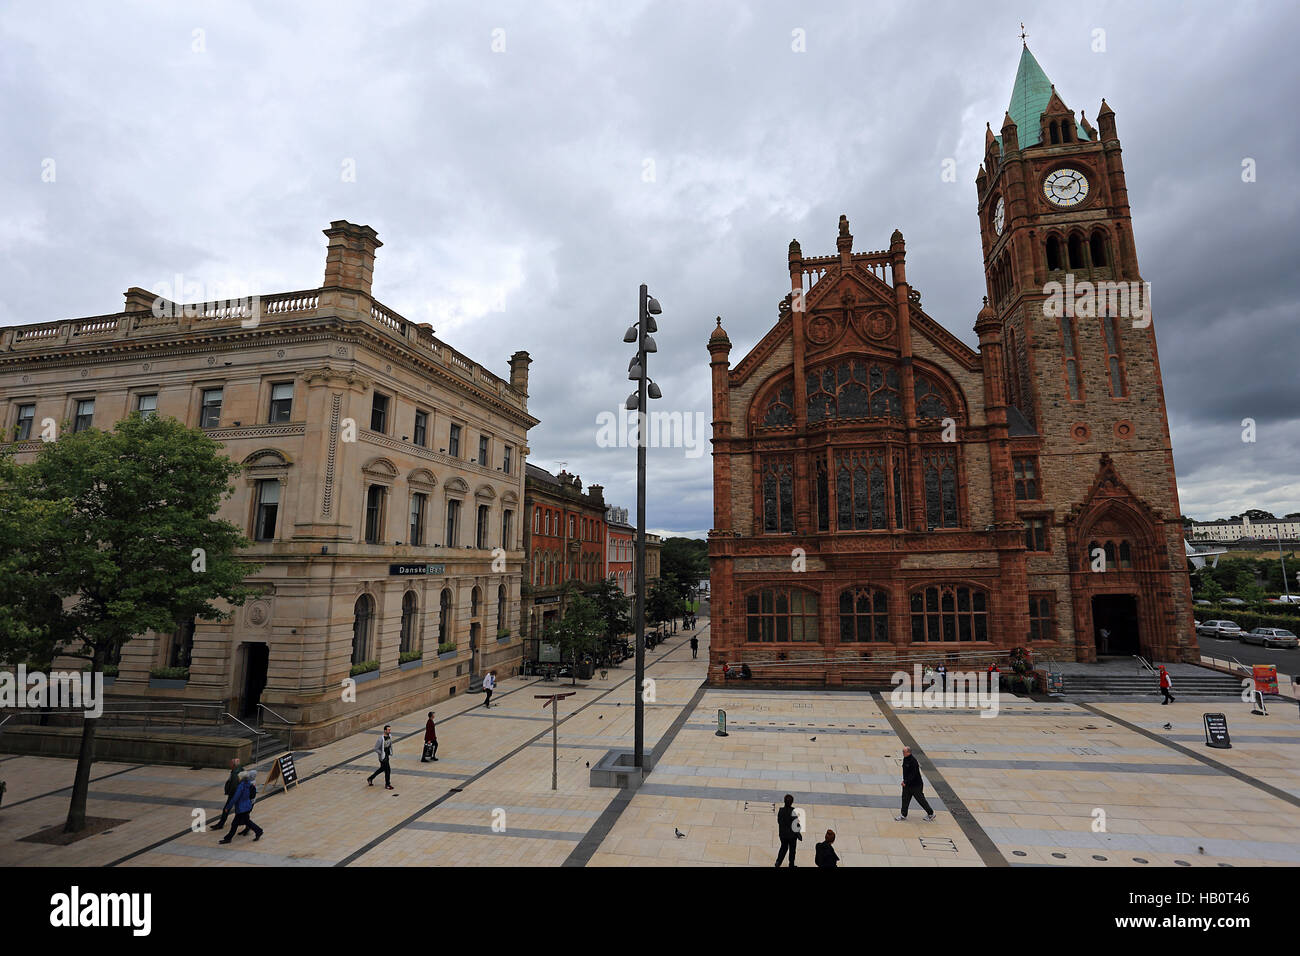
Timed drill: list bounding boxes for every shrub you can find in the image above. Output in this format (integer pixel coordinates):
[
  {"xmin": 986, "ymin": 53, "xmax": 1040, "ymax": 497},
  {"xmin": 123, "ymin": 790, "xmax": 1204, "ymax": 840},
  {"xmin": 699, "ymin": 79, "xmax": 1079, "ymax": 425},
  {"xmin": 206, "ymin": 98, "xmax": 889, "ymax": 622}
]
[
  {"xmin": 350, "ymin": 660, "xmax": 379, "ymax": 677},
  {"xmin": 438, "ymin": 641, "xmax": 456, "ymax": 655},
  {"xmin": 149, "ymin": 666, "xmax": 189, "ymax": 681},
  {"xmin": 398, "ymin": 650, "xmax": 423, "ymax": 665},
  {"xmin": 497, "ymin": 628, "xmax": 511, "ymax": 639}
]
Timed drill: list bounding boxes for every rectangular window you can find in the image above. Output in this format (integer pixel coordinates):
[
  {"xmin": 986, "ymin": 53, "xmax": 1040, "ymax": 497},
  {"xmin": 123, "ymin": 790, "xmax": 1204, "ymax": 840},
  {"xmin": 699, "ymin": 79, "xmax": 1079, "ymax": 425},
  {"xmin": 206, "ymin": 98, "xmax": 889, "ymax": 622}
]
[
  {"xmin": 409, "ymin": 492, "xmax": 427, "ymax": 546},
  {"xmin": 762, "ymin": 458, "xmax": 795, "ymax": 533},
  {"xmin": 1013, "ymin": 457, "xmax": 1039, "ymax": 500},
  {"xmin": 15, "ymin": 404, "xmax": 35, "ymax": 440},
  {"xmin": 254, "ymin": 480, "xmax": 280, "ymax": 541},
  {"xmin": 73, "ymin": 398, "xmax": 96, "ymax": 433},
  {"xmin": 1060, "ymin": 316, "xmax": 1083, "ymax": 401},
  {"xmin": 136, "ymin": 394, "xmax": 158, "ymax": 420},
  {"xmin": 1101, "ymin": 314, "xmax": 1127, "ymax": 397},
  {"xmin": 502, "ymin": 509, "xmax": 513, "ymax": 550},
  {"xmin": 365, "ymin": 485, "xmax": 386, "ymax": 544},
  {"xmin": 199, "ymin": 389, "xmax": 222, "ymax": 428},
  {"xmin": 1029, "ymin": 593, "xmax": 1056, "ymax": 641},
  {"xmin": 370, "ymin": 393, "xmax": 389, "ymax": 433},
  {"xmin": 1024, "ymin": 517, "xmax": 1048, "ymax": 552},
  {"xmin": 477, "ymin": 504, "xmax": 489, "ymax": 549},
  {"xmin": 503, "ymin": 445, "xmax": 512, "ymax": 475},
  {"xmin": 413, "ymin": 410, "xmax": 428, "ymax": 447},
  {"xmin": 448, "ymin": 423, "xmax": 461, "ymax": 457},
  {"xmin": 478, "ymin": 435, "xmax": 489, "ymax": 467},
  {"xmin": 445, "ymin": 499, "xmax": 460, "ymax": 547},
  {"xmin": 268, "ymin": 382, "xmax": 293, "ymax": 422},
  {"xmin": 745, "ymin": 589, "xmax": 819, "ymax": 643}
]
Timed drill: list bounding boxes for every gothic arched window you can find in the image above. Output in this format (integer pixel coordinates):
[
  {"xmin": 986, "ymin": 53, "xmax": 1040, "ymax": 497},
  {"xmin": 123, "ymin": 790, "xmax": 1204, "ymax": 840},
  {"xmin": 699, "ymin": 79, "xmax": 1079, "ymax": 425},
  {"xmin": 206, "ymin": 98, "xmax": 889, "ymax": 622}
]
[
  {"xmin": 762, "ymin": 384, "xmax": 795, "ymax": 427},
  {"xmin": 914, "ymin": 375, "xmax": 951, "ymax": 420},
  {"xmin": 922, "ymin": 448, "xmax": 960, "ymax": 529},
  {"xmin": 761, "ymin": 458, "xmax": 795, "ymax": 533},
  {"xmin": 910, "ymin": 584, "xmax": 988, "ymax": 642},
  {"xmin": 806, "ymin": 360, "xmax": 901, "ymax": 423}
]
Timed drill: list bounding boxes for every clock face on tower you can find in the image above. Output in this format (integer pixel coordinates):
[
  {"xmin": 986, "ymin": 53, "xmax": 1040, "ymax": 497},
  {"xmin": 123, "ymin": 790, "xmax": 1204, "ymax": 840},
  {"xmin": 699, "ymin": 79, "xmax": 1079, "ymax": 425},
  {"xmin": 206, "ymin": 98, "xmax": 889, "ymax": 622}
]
[
  {"xmin": 1043, "ymin": 167, "xmax": 1089, "ymax": 207},
  {"xmin": 993, "ymin": 197, "xmax": 1005, "ymax": 235}
]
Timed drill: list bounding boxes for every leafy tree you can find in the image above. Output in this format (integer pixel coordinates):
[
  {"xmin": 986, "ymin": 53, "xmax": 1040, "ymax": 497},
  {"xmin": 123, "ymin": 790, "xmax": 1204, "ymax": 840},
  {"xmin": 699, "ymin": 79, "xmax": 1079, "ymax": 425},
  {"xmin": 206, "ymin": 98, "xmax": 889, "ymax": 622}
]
[
  {"xmin": 1197, "ymin": 576, "xmax": 1225, "ymax": 604},
  {"xmin": 647, "ymin": 578, "xmax": 686, "ymax": 626},
  {"xmin": 588, "ymin": 576, "xmax": 630, "ymax": 638},
  {"xmin": 543, "ymin": 585, "xmax": 605, "ymax": 685},
  {"xmin": 0, "ymin": 414, "xmax": 259, "ymax": 832}
]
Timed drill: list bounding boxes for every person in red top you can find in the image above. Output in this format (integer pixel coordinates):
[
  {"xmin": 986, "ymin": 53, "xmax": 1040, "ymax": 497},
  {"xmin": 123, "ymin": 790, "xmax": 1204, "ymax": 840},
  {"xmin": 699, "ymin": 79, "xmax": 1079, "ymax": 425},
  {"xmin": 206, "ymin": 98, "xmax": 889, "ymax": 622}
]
[
  {"xmin": 1159, "ymin": 666, "xmax": 1175, "ymax": 704},
  {"xmin": 422, "ymin": 711, "xmax": 439, "ymax": 762}
]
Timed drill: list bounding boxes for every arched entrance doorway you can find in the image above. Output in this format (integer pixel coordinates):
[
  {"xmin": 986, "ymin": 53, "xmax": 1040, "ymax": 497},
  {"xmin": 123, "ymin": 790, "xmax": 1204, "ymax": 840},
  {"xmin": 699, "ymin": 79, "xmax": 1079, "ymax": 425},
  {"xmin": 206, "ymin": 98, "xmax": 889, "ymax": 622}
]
[{"xmin": 1091, "ymin": 594, "xmax": 1139, "ymax": 657}]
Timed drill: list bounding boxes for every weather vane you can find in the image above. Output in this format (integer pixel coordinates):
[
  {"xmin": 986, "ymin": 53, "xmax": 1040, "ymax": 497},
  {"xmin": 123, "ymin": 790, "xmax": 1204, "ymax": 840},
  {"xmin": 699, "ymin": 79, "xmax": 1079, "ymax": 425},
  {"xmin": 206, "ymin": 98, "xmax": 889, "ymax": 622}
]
[{"xmin": 1019, "ymin": 22, "xmax": 1028, "ymax": 44}]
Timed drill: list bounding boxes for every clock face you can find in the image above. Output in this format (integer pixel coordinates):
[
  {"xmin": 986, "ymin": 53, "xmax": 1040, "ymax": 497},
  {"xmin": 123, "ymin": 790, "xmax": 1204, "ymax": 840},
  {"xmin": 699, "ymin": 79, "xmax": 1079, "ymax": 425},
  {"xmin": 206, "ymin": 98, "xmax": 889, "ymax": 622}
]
[
  {"xmin": 993, "ymin": 197, "xmax": 1005, "ymax": 235},
  {"xmin": 1043, "ymin": 167, "xmax": 1089, "ymax": 207}
]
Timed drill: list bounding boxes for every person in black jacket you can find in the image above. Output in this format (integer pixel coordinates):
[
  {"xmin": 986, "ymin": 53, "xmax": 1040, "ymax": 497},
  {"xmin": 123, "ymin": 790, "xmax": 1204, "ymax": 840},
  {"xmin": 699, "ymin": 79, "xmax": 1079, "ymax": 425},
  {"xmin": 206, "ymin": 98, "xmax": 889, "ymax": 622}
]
[
  {"xmin": 210, "ymin": 757, "xmax": 242, "ymax": 830},
  {"xmin": 814, "ymin": 829, "xmax": 839, "ymax": 867},
  {"xmin": 773, "ymin": 793, "xmax": 801, "ymax": 867},
  {"xmin": 895, "ymin": 746, "xmax": 936, "ymax": 822}
]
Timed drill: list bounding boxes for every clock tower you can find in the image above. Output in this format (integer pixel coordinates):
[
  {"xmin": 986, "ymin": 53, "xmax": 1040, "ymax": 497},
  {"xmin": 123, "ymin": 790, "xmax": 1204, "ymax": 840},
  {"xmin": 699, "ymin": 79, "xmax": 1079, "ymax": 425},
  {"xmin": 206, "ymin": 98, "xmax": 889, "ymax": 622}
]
[{"xmin": 974, "ymin": 43, "xmax": 1196, "ymax": 664}]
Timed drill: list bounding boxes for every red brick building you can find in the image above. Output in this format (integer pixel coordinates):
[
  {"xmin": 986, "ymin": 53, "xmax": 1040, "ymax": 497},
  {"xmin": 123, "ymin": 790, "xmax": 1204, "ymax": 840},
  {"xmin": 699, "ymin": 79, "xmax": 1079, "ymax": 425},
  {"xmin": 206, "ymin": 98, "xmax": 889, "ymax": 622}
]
[
  {"xmin": 521, "ymin": 464, "xmax": 606, "ymax": 658},
  {"xmin": 706, "ymin": 46, "xmax": 1197, "ymax": 684},
  {"xmin": 606, "ymin": 506, "xmax": 635, "ymax": 596}
]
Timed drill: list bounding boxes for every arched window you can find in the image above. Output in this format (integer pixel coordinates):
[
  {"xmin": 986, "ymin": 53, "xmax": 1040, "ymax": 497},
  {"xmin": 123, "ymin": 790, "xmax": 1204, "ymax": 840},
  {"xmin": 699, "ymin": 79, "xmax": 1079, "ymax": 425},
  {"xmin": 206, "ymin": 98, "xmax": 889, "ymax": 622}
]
[
  {"xmin": 806, "ymin": 360, "xmax": 901, "ymax": 423},
  {"xmin": 910, "ymin": 585, "xmax": 988, "ymax": 642},
  {"xmin": 1049, "ymin": 121, "xmax": 1060, "ymax": 145},
  {"xmin": 498, "ymin": 583, "xmax": 507, "ymax": 633},
  {"xmin": 762, "ymin": 458, "xmax": 795, "ymax": 533},
  {"xmin": 352, "ymin": 595, "xmax": 374, "ymax": 665},
  {"xmin": 439, "ymin": 589, "xmax": 452, "ymax": 645},
  {"xmin": 1068, "ymin": 234, "xmax": 1084, "ymax": 269},
  {"xmin": 399, "ymin": 591, "xmax": 418, "ymax": 654},
  {"xmin": 1090, "ymin": 230, "xmax": 1107, "ymax": 267},
  {"xmin": 835, "ymin": 449, "xmax": 889, "ymax": 531},
  {"xmin": 914, "ymin": 375, "xmax": 951, "ymax": 420},
  {"xmin": 1046, "ymin": 236, "xmax": 1062, "ymax": 271},
  {"xmin": 762, "ymin": 384, "xmax": 795, "ymax": 427},
  {"xmin": 839, "ymin": 588, "xmax": 890, "ymax": 642}
]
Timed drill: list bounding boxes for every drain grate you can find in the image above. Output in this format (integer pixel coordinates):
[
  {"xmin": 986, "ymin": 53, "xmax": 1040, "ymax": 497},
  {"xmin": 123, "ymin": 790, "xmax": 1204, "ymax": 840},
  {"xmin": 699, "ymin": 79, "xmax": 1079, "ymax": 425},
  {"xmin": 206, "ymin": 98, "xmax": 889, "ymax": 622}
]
[{"xmin": 920, "ymin": 837, "xmax": 957, "ymax": 853}]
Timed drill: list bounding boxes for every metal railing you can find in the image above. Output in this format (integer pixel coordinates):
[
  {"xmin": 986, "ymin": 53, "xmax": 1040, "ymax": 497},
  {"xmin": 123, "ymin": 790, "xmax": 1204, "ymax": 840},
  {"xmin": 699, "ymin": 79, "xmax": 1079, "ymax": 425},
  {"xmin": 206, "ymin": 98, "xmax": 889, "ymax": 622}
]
[
  {"xmin": 256, "ymin": 704, "xmax": 294, "ymax": 750},
  {"xmin": 223, "ymin": 713, "xmax": 272, "ymax": 763}
]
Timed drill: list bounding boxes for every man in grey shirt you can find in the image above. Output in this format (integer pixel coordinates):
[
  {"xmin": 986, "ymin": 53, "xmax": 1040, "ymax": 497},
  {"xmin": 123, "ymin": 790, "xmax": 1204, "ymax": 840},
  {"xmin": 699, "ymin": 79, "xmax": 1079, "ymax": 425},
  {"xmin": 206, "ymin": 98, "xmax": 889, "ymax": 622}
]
[{"xmin": 368, "ymin": 724, "xmax": 395, "ymax": 790}]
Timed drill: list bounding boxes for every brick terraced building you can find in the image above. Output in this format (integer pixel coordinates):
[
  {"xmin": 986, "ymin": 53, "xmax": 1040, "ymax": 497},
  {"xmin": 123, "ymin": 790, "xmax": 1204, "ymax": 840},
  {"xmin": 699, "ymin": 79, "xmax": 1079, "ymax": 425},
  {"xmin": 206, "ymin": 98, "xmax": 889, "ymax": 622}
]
[{"xmin": 706, "ymin": 47, "xmax": 1197, "ymax": 685}]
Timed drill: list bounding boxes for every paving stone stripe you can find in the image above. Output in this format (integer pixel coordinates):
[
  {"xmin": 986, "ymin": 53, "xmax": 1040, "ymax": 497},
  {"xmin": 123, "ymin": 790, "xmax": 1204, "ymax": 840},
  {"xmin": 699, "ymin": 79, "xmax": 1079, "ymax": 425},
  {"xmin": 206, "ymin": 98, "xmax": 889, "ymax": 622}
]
[
  {"xmin": 3, "ymin": 762, "xmax": 149, "ymax": 810},
  {"xmin": 982, "ymin": 826, "xmax": 1300, "ymax": 865},
  {"xmin": 147, "ymin": 844, "xmax": 337, "ymax": 866},
  {"xmin": 873, "ymin": 691, "xmax": 1009, "ymax": 867},
  {"xmin": 932, "ymin": 758, "xmax": 1220, "ymax": 775},
  {"xmin": 407, "ymin": 821, "xmax": 587, "ymax": 841},
  {"xmin": 632, "ymin": 782, "xmax": 942, "ymax": 810},
  {"xmin": 683, "ymin": 722, "xmax": 893, "ymax": 736},
  {"xmin": 653, "ymin": 763, "xmax": 905, "ymax": 786}
]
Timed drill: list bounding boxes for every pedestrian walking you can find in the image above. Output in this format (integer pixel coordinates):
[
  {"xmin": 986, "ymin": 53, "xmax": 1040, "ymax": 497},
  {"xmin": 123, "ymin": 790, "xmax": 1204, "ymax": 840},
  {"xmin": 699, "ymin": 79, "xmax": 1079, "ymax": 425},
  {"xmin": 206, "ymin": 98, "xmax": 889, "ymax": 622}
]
[
  {"xmin": 774, "ymin": 793, "xmax": 801, "ymax": 867},
  {"xmin": 690, "ymin": 635, "xmax": 699, "ymax": 660},
  {"xmin": 482, "ymin": 670, "xmax": 497, "ymax": 708},
  {"xmin": 422, "ymin": 711, "xmax": 439, "ymax": 762},
  {"xmin": 368, "ymin": 725, "xmax": 395, "ymax": 789},
  {"xmin": 210, "ymin": 757, "xmax": 242, "ymax": 830},
  {"xmin": 895, "ymin": 746, "xmax": 936, "ymax": 822},
  {"xmin": 1159, "ymin": 665, "xmax": 1176, "ymax": 704},
  {"xmin": 936, "ymin": 662, "xmax": 947, "ymax": 693},
  {"xmin": 218, "ymin": 770, "xmax": 263, "ymax": 843},
  {"xmin": 814, "ymin": 829, "xmax": 839, "ymax": 868}
]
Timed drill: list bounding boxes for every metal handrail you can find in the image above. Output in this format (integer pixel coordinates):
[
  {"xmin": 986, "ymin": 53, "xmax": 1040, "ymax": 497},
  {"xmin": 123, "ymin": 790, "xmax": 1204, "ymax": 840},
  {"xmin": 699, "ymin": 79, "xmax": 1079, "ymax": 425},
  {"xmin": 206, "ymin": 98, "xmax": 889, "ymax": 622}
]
[
  {"xmin": 1134, "ymin": 654, "xmax": 1156, "ymax": 674},
  {"xmin": 223, "ymin": 712, "xmax": 272, "ymax": 762},
  {"xmin": 256, "ymin": 704, "xmax": 292, "ymax": 726}
]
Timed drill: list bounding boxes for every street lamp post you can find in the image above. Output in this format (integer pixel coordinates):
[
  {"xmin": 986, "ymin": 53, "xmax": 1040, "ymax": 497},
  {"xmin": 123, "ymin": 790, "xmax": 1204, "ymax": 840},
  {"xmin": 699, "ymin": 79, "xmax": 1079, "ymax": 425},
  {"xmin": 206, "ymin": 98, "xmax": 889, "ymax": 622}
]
[{"xmin": 625, "ymin": 283, "xmax": 662, "ymax": 770}]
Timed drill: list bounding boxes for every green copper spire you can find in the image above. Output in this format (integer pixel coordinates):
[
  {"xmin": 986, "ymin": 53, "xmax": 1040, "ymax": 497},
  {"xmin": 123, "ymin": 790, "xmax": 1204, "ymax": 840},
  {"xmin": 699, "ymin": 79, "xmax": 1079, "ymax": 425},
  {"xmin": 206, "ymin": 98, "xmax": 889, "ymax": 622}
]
[{"xmin": 999, "ymin": 44, "xmax": 1086, "ymax": 148}]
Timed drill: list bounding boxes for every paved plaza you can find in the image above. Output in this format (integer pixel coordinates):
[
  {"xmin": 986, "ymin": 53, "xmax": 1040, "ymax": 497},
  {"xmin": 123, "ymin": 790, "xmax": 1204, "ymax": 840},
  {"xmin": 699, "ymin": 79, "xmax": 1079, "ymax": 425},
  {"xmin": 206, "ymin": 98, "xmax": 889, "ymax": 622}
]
[{"xmin": 3, "ymin": 618, "xmax": 1299, "ymax": 868}]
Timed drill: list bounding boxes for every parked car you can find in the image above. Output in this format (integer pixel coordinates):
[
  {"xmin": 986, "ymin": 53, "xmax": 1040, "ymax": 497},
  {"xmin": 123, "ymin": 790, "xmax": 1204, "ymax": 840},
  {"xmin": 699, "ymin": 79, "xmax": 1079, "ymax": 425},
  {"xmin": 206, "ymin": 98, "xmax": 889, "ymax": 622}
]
[
  {"xmin": 1196, "ymin": 620, "xmax": 1244, "ymax": 639},
  {"xmin": 1243, "ymin": 627, "xmax": 1299, "ymax": 648},
  {"xmin": 1268, "ymin": 595, "xmax": 1300, "ymax": 605},
  {"xmin": 1194, "ymin": 599, "xmax": 1212, "ymax": 606},
  {"xmin": 1221, "ymin": 597, "xmax": 1248, "ymax": 606}
]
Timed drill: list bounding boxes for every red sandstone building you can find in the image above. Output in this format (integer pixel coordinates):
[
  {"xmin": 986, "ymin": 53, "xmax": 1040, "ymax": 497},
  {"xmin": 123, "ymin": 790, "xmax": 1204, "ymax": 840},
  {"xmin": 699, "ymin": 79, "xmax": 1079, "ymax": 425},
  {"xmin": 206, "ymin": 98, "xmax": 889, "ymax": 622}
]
[
  {"xmin": 521, "ymin": 465, "xmax": 607, "ymax": 657},
  {"xmin": 606, "ymin": 506, "xmax": 635, "ymax": 596},
  {"xmin": 706, "ymin": 47, "xmax": 1197, "ymax": 684}
]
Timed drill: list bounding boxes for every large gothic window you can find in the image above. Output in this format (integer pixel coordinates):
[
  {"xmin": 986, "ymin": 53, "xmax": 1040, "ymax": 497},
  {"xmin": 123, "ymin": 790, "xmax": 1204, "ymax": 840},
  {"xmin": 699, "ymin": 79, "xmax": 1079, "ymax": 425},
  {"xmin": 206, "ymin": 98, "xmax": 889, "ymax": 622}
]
[
  {"xmin": 914, "ymin": 375, "xmax": 951, "ymax": 420},
  {"xmin": 835, "ymin": 449, "xmax": 888, "ymax": 531},
  {"xmin": 839, "ymin": 587, "xmax": 890, "ymax": 642},
  {"xmin": 892, "ymin": 453, "xmax": 906, "ymax": 528},
  {"xmin": 806, "ymin": 359, "xmax": 901, "ymax": 423},
  {"xmin": 762, "ymin": 458, "xmax": 795, "ymax": 533},
  {"xmin": 745, "ymin": 589, "xmax": 819, "ymax": 642},
  {"xmin": 922, "ymin": 448, "xmax": 960, "ymax": 528},
  {"xmin": 812, "ymin": 457, "xmax": 829, "ymax": 532},
  {"xmin": 910, "ymin": 585, "xmax": 988, "ymax": 642},
  {"xmin": 762, "ymin": 384, "xmax": 794, "ymax": 427}
]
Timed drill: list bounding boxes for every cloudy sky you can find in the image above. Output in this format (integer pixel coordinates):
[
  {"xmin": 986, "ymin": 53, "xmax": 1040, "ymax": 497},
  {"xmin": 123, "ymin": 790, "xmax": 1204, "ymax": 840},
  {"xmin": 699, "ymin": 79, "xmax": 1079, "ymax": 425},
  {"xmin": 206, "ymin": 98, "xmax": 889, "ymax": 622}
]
[{"xmin": 3, "ymin": 0, "xmax": 1297, "ymax": 534}]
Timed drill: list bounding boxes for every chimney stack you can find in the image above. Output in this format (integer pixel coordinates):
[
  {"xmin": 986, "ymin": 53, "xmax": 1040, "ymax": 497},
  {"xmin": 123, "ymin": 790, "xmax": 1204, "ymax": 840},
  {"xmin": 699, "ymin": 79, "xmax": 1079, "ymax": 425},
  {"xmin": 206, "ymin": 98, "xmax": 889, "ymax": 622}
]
[
  {"xmin": 509, "ymin": 350, "xmax": 532, "ymax": 395},
  {"xmin": 322, "ymin": 221, "xmax": 382, "ymax": 295}
]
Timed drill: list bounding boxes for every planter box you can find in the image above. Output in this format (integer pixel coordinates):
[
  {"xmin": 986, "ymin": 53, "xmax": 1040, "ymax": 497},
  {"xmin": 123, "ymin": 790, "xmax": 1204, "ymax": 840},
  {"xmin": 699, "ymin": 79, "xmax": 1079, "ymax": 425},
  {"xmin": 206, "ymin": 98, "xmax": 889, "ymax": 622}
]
[
  {"xmin": 399, "ymin": 658, "xmax": 425, "ymax": 671},
  {"xmin": 496, "ymin": 635, "xmax": 511, "ymax": 643},
  {"xmin": 438, "ymin": 650, "xmax": 458, "ymax": 661},
  {"xmin": 148, "ymin": 678, "xmax": 187, "ymax": 689},
  {"xmin": 352, "ymin": 668, "xmax": 380, "ymax": 684},
  {"xmin": 101, "ymin": 676, "xmax": 116, "ymax": 687}
]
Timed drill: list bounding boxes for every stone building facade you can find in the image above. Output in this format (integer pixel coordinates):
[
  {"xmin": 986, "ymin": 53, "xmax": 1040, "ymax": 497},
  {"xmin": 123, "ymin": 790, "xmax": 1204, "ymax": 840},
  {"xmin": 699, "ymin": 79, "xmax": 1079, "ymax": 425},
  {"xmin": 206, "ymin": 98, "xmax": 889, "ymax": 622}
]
[
  {"xmin": 521, "ymin": 464, "xmax": 607, "ymax": 659},
  {"xmin": 0, "ymin": 220, "xmax": 537, "ymax": 744},
  {"xmin": 606, "ymin": 506, "xmax": 635, "ymax": 595},
  {"xmin": 706, "ymin": 48, "xmax": 1196, "ymax": 685}
]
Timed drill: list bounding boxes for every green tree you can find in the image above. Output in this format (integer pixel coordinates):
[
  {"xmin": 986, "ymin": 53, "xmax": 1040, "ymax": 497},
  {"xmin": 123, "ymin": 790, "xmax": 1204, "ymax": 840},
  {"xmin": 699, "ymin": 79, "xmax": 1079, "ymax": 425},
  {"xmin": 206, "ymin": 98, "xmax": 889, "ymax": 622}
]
[
  {"xmin": 0, "ymin": 414, "xmax": 260, "ymax": 832},
  {"xmin": 588, "ymin": 576, "xmax": 630, "ymax": 639},
  {"xmin": 1198, "ymin": 575, "xmax": 1225, "ymax": 604},
  {"xmin": 544, "ymin": 585, "xmax": 604, "ymax": 685},
  {"xmin": 647, "ymin": 578, "xmax": 685, "ymax": 626}
]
